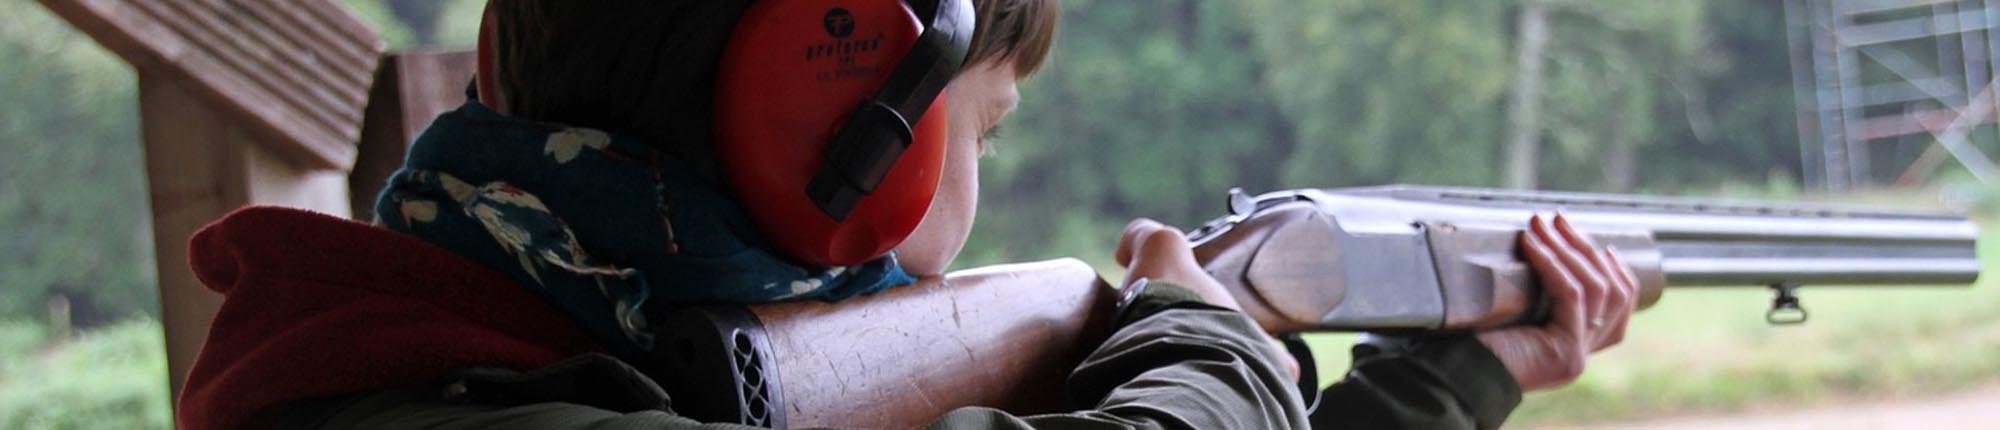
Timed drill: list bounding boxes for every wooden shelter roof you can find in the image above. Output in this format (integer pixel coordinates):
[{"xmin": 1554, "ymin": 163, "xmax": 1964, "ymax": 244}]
[{"xmin": 38, "ymin": 0, "xmax": 384, "ymax": 170}]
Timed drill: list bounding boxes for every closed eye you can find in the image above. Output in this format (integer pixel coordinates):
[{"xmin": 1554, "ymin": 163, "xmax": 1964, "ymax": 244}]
[{"xmin": 978, "ymin": 124, "xmax": 1003, "ymax": 157}]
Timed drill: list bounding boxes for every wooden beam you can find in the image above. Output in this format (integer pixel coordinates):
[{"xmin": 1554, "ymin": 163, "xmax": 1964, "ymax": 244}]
[
  {"xmin": 351, "ymin": 50, "xmax": 475, "ymax": 220},
  {"xmin": 36, "ymin": 0, "xmax": 382, "ymax": 171},
  {"xmin": 140, "ymin": 75, "xmax": 241, "ymax": 402},
  {"xmin": 1854, "ymin": 107, "xmax": 2000, "ymax": 141}
]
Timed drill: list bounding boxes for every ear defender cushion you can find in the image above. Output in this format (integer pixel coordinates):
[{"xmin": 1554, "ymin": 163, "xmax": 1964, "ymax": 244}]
[
  {"xmin": 716, "ymin": 0, "xmax": 950, "ymax": 267},
  {"xmin": 476, "ymin": 2, "xmax": 510, "ymax": 114}
]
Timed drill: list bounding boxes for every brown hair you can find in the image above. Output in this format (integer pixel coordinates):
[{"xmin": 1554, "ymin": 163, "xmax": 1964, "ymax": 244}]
[
  {"xmin": 967, "ymin": 0, "xmax": 1061, "ymax": 78},
  {"xmin": 488, "ymin": 0, "xmax": 1060, "ymax": 169},
  {"xmin": 488, "ymin": 1, "xmax": 746, "ymax": 172}
]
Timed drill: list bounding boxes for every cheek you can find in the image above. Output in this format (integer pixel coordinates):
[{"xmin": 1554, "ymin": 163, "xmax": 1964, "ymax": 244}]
[{"xmin": 894, "ymin": 132, "xmax": 981, "ymax": 275}]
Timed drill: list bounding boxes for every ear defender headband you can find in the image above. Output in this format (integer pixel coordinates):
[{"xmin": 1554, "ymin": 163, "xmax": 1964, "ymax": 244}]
[
  {"xmin": 716, "ymin": 0, "xmax": 974, "ymax": 266},
  {"xmin": 475, "ymin": 0, "xmax": 974, "ymax": 267}
]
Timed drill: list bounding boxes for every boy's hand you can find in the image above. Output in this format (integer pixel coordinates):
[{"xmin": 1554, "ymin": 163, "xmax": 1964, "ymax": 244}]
[
  {"xmin": 1116, "ymin": 218, "xmax": 1299, "ymax": 381},
  {"xmin": 1477, "ymin": 214, "xmax": 1641, "ymax": 391},
  {"xmin": 1116, "ymin": 218, "xmax": 1246, "ymax": 311}
]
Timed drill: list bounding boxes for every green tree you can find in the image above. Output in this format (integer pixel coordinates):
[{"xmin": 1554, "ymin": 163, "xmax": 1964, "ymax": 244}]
[
  {"xmin": 342, "ymin": 0, "xmax": 483, "ymax": 49},
  {"xmin": 1636, "ymin": 0, "xmax": 1801, "ymax": 192},
  {"xmin": 1241, "ymin": 0, "xmax": 1515, "ymax": 189},
  {"xmin": 968, "ymin": 0, "xmax": 1807, "ymax": 268},
  {"xmin": 1, "ymin": 0, "xmax": 154, "ymax": 322},
  {"xmin": 1535, "ymin": 0, "xmax": 1710, "ymax": 192},
  {"xmin": 966, "ymin": 0, "xmax": 1294, "ymax": 265}
]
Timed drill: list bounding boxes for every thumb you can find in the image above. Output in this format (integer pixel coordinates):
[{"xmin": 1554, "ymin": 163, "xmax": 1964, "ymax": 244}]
[
  {"xmin": 1116, "ymin": 218, "xmax": 1169, "ymax": 267},
  {"xmin": 1133, "ymin": 225, "xmax": 1197, "ymax": 271}
]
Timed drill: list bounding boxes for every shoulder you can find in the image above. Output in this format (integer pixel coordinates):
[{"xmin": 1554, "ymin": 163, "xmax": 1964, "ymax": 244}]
[{"xmin": 179, "ymin": 206, "xmax": 607, "ymax": 429}]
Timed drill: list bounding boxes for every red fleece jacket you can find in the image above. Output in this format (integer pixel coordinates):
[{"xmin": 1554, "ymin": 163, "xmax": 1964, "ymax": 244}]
[{"xmin": 177, "ymin": 206, "xmax": 605, "ymax": 429}]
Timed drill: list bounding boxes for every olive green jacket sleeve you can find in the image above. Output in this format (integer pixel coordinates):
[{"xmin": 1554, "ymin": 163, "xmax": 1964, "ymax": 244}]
[
  {"xmin": 927, "ymin": 293, "xmax": 1312, "ymax": 429},
  {"xmin": 922, "ymin": 285, "xmax": 1522, "ymax": 430},
  {"xmin": 1310, "ymin": 334, "xmax": 1522, "ymax": 430},
  {"xmin": 283, "ymin": 284, "xmax": 1518, "ymax": 429}
]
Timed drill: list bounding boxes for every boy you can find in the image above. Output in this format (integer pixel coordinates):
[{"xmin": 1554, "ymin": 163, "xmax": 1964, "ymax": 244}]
[{"xmin": 177, "ymin": 1, "xmax": 1639, "ymax": 429}]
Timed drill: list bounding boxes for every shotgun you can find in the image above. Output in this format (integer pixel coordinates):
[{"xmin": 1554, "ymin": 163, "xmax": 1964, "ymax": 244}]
[{"xmin": 651, "ymin": 186, "xmax": 1982, "ymax": 429}]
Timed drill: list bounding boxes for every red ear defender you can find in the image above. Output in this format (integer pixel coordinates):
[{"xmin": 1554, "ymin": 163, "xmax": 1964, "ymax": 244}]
[
  {"xmin": 475, "ymin": 2, "xmax": 508, "ymax": 115},
  {"xmin": 716, "ymin": 0, "xmax": 974, "ymax": 267}
]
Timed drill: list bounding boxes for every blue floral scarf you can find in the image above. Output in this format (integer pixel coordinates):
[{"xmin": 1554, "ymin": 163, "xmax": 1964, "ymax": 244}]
[{"xmin": 374, "ymin": 101, "xmax": 915, "ymax": 358}]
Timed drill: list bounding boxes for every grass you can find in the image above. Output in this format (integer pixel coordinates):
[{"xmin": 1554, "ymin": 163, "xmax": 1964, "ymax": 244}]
[
  {"xmin": 1505, "ymin": 277, "xmax": 2000, "ymax": 425},
  {"xmin": 0, "ymin": 318, "xmax": 171, "ymax": 430}
]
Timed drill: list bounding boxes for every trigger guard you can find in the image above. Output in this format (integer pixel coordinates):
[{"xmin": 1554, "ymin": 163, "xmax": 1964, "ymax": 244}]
[{"xmin": 1280, "ymin": 334, "xmax": 1322, "ymax": 414}]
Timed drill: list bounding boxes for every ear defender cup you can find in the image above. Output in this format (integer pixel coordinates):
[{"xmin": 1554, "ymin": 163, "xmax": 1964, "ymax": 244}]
[
  {"xmin": 476, "ymin": 2, "xmax": 508, "ymax": 115},
  {"xmin": 716, "ymin": 0, "xmax": 973, "ymax": 267}
]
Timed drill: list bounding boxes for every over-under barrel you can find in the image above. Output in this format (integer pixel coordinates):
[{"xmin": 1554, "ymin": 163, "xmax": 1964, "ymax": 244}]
[{"xmin": 1189, "ymin": 186, "xmax": 1981, "ymax": 332}]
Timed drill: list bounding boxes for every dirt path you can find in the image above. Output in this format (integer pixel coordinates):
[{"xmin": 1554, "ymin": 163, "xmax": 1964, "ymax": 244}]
[{"xmin": 1528, "ymin": 384, "xmax": 2000, "ymax": 430}]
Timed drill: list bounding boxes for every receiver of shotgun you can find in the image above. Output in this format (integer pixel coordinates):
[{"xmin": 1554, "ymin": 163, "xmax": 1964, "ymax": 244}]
[{"xmin": 1189, "ymin": 185, "xmax": 1982, "ymax": 332}]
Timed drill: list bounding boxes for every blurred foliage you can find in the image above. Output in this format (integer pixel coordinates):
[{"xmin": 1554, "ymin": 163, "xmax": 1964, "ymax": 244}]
[
  {"xmin": 0, "ymin": 319, "xmax": 170, "ymax": 429},
  {"xmin": 0, "ymin": 0, "xmax": 154, "ymax": 324},
  {"xmin": 1244, "ymin": 0, "xmax": 1515, "ymax": 188},
  {"xmin": 964, "ymin": 0, "xmax": 1813, "ymax": 269},
  {"xmin": 343, "ymin": 0, "xmax": 485, "ymax": 50},
  {"xmin": 962, "ymin": 0, "xmax": 1300, "ymax": 264}
]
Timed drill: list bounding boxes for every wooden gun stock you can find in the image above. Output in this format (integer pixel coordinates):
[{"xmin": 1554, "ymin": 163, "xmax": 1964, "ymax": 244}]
[{"xmin": 650, "ymin": 259, "xmax": 1116, "ymax": 429}]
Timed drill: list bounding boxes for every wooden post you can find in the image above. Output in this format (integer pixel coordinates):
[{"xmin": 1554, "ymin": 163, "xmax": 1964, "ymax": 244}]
[
  {"xmin": 139, "ymin": 73, "xmax": 353, "ymax": 399},
  {"xmin": 352, "ymin": 50, "xmax": 475, "ymax": 219},
  {"xmin": 35, "ymin": 0, "xmax": 383, "ymax": 404}
]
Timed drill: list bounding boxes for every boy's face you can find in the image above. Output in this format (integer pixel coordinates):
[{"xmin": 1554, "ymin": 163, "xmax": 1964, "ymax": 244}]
[{"xmin": 893, "ymin": 60, "xmax": 1019, "ymax": 275}]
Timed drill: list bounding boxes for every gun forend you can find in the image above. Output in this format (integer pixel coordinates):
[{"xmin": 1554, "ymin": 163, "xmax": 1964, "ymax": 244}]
[{"xmin": 1189, "ymin": 186, "xmax": 1981, "ymax": 333}]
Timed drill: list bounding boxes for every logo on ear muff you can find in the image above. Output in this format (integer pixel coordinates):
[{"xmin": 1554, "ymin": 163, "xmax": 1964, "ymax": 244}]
[
  {"xmin": 824, "ymin": 8, "xmax": 856, "ymax": 38},
  {"xmin": 716, "ymin": 0, "xmax": 973, "ymax": 267}
]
